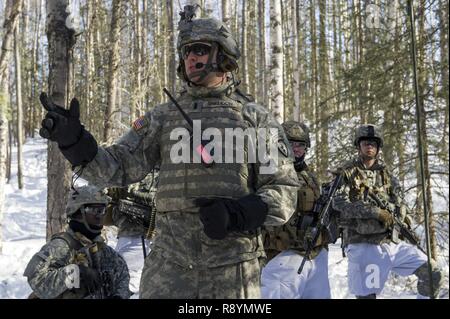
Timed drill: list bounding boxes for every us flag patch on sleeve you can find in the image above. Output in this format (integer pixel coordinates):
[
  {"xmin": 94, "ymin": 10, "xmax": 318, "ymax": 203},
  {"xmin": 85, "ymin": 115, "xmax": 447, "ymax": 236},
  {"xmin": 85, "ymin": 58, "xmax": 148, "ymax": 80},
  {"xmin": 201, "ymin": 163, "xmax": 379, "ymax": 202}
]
[{"xmin": 132, "ymin": 116, "xmax": 147, "ymax": 131}]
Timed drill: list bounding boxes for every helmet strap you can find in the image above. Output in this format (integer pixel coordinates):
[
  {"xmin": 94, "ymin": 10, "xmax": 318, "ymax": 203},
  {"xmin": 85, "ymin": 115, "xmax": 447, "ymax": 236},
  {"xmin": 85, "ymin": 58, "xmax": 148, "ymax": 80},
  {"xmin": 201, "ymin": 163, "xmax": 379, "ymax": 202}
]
[
  {"xmin": 185, "ymin": 43, "xmax": 221, "ymax": 83},
  {"xmin": 69, "ymin": 219, "xmax": 101, "ymax": 241},
  {"xmin": 78, "ymin": 206, "xmax": 103, "ymax": 235},
  {"xmin": 294, "ymin": 154, "xmax": 307, "ymax": 171}
]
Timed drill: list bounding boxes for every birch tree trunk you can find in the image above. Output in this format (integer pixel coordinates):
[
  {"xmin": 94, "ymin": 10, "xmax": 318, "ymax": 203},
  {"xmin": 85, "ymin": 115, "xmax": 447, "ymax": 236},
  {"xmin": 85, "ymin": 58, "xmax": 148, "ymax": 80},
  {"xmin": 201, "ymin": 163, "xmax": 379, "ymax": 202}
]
[
  {"xmin": 240, "ymin": 1, "xmax": 249, "ymax": 91},
  {"xmin": 30, "ymin": 0, "xmax": 42, "ymax": 138},
  {"xmin": 269, "ymin": 0, "xmax": 284, "ymax": 122},
  {"xmin": 318, "ymin": 0, "xmax": 329, "ymax": 181},
  {"xmin": 222, "ymin": 0, "xmax": 230, "ymax": 24},
  {"xmin": 45, "ymin": 0, "xmax": 76, "ymax": 240},
  {"xmin": 104, "ymin": 0, "xmax": 124, "ymax": 143},
  {"xmin": 132, "ymin": 0, "xmax": 141, "ymax": 120},
  {"xmin": 439, "ymin": 0, "xmax": 449, "ymax": 157},
  {"xmin": 292, "ymin": 0, "xmax": 300, "ymax": 121},
  {"xmin": 257, "ymin": 0, "xmax": 267, "ymax": 106},
  {"xmin": 416, "ymin": 0, "xmax": 436, "ymax": 258},
  {"xmin": 14, "ymin": 20, "xmax": 24, "ymax": 190},
  {"xmin": 166, "ymin": 0, "xmax": 176, "ymax": 93}
]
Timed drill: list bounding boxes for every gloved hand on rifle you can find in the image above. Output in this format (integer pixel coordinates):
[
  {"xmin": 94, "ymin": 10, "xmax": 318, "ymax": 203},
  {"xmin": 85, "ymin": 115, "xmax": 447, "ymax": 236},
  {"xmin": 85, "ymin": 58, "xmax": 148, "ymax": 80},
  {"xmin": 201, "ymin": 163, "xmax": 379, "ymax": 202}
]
[
  {"xmin": 39, "ymin": 92, "xmax": 98, "ymax": 167},
  {"xmin": 377, "ymin": 208, "xmax": 394, "ymax": 228},
  {"xmin": 78, "ymin": 265, "xmax": 102, "ymax": 292},
  {"xmin": 195, "ymin": 194, "xmax": 268, "ymax": 240}
]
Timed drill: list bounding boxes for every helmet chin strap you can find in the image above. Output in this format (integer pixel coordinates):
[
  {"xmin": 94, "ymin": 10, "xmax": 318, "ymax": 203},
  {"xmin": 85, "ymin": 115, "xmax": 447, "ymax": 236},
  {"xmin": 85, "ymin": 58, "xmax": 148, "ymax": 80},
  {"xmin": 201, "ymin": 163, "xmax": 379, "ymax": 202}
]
[
  {"xmin": 79, "ymin": 207, "xmax": 102, "ymax": 234},
  {"xmin": 294, "ymin": 153, "xmax": 307, "ymax": 171},
  {"xmin": 186, "ymin": 43, "xmax": 221, "ymax": 84},
  {"xmin": 360, "ymin": 152, "xmax": 377, "ymax": 161}
]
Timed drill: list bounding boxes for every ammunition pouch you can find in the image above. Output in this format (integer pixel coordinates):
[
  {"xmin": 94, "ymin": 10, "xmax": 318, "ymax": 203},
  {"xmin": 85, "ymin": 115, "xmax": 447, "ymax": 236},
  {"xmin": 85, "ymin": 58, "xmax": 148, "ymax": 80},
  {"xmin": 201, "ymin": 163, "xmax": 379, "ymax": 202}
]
[
  {"xmin": 354, "ymin": 218, "xmax": 388, "ymax": 235},
  {"xmin": 298, "ymin": 188, "xmax": 316, "ymax": 212}
]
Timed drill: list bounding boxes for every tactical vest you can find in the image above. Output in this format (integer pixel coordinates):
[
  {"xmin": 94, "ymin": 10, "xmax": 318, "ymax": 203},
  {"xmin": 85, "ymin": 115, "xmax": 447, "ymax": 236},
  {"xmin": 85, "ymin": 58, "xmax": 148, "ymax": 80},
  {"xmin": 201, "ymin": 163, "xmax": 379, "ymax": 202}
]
[
  {"xmin": 263, "ymin": 167, "xmax": 323, "ymax": 260},
  {"xmin": 344, "ymin": 165, "xmax": 392, "ymax": 203},
  {"xmin": 340, "ymin": 159, "xmax": 396, "ymax": 244},
  {"xmin": 156, "ymin": 91, "xmax": 254, "ymax": 212},
  {"xmin": 27, "ymin": 232, "xmax": 89, "ymax": 299}
]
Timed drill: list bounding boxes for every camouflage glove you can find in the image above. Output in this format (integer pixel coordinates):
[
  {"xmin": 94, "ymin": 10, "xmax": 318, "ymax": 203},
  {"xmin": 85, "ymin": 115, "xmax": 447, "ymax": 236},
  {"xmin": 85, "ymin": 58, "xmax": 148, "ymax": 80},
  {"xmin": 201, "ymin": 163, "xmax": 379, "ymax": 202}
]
[
  {"xmin": 79, "ymin": 265, "xmax": 102, "ymax": 293},
  {"xmin": 377, "ymin": 208, "xmax": 394, "ymax": 228},
  {"xmin": 195, "ymin": 194, "xmax": 269, "ymax": 240},
  {"xmin": 39, "ymin": 92, "xmax": 98, "ymax": 167}
]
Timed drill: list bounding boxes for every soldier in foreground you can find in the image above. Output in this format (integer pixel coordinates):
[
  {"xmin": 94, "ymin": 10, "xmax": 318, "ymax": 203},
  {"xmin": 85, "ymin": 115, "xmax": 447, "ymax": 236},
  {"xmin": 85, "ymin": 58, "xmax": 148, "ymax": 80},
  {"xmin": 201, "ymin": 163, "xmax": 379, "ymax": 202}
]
[
  {"xmin": 37, "ymin": 6, "xmax": 298, "ymax": 299},
  {"xmin": 332, "ymin": 124, "xmax": 443, "ymax": 299},
  {"xmin": 261, "ymin": 121, "xmax": 333, "ymax": 299},
  {"xmin": 23, "ymin": 186, "xmax": 132, "ymax": 299}
]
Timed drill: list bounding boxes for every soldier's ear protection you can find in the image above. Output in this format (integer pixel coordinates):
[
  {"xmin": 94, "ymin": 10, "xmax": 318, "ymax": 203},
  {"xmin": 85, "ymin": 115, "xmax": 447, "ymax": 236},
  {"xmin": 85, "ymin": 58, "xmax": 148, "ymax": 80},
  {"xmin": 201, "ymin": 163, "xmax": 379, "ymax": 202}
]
[{"xmin": 217, "ymin": 50, "xmax": 238, "ymax": 72}]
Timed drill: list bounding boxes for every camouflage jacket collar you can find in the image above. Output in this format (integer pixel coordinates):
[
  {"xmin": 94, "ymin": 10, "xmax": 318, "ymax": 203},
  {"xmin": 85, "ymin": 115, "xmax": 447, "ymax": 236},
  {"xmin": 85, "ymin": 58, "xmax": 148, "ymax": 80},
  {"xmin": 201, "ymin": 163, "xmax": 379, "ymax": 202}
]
[
  {"xmin": 184, "ymin": 80, "xmax": 233, "ymax": 98},
  {"xmin": 66, "ymin": 228, "xmax": 105, "ymax": 247},
  {"xmin": 354, "ymin": 156, "xmax": 386, "ymax": 171}
]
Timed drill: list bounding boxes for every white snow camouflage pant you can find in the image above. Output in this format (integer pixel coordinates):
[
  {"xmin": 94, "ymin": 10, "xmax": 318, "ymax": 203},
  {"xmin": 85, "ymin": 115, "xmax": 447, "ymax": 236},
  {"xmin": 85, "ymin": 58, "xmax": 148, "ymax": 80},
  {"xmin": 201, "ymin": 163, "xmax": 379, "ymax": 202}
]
[
  {"xmin": 346, "ymin": 242, "xmax": 428, "ymax": 297},
  {"xmin": 115, "ymin": 236, "xmax": 151, "ymax": 295},
  {"xmin": 260, "ymin": 248, "xmax": 331, "ymax": 299}
]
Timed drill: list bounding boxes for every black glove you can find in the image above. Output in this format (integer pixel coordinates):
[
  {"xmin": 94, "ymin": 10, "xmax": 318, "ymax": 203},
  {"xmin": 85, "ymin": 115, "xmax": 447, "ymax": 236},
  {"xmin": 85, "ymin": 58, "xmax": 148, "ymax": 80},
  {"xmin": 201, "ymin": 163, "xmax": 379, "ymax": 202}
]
[
  {"xmin": 39, "ymin": 92, "xmax": 98, "ymax": 166},
  {"xmin": 39, "ymin": 92, "xmax": 82, "ymax": 147},
  {"xmin": 195, "ymin": 194, "xmax": 269, "ymax": 240},
  {"xmin": 79, "ymin": 265, "xmax": 102, "ymax": 293}
]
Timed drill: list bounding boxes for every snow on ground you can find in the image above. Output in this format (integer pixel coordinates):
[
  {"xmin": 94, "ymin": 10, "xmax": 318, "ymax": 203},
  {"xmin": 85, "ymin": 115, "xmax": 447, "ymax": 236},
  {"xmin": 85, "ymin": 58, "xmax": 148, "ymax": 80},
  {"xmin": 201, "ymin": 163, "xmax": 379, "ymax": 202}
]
[{"xmin": 0, "ymin": 137, "xmax": 448, "ymax": 299}]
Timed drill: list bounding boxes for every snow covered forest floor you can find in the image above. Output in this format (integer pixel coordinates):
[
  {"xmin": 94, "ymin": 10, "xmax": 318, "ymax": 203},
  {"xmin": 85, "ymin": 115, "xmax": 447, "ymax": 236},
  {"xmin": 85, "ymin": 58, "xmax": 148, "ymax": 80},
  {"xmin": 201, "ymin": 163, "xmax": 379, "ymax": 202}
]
[{"xmin": 0, "ymin": 137, "xmax": 448, "ymax": 299}]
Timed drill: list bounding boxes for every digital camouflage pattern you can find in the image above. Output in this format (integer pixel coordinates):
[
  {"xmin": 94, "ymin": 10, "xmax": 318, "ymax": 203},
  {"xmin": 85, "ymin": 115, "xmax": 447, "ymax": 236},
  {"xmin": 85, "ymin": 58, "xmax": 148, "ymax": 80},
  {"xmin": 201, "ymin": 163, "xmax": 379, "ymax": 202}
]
[
  {"xmin": 139, "ymin": 213, "xmax": 262, "ymax": 299},
  {"xmin": 23, "ymin": 228, "xmax": 131, "ymax": 299},
  {"xmin": 332, "ymin": 156, "xmax": 405, "ymax": 245},
  {"xmin": 177, "ymin": 16, "xmax": 240, "ymax": 60},
  {"xmin": 76, "ymin": 81, "xmax": 298, "ymax": 298},
  {"xmin": 282, "ymin": 121, "xmax": 311, "ymax": 147},
  {"xmin": 65, "ymin": 185, "xmax": 110, "ymax": 217},
  {"xmin": 263, "ymin": 165, "xmax": 327, "ymax": 260}
]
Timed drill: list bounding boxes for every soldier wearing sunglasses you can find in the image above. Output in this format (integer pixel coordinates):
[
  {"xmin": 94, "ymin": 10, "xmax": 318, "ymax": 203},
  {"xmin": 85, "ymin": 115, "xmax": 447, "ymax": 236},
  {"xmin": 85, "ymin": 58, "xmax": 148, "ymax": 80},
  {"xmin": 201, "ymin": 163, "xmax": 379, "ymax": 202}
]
[
  {"xmin": 37, "ymin": 5, "xmax": 298, "ymax": 299},
  {"xmin": 23, "ymin": 186, "xmax": 132, "ymax": 299}
]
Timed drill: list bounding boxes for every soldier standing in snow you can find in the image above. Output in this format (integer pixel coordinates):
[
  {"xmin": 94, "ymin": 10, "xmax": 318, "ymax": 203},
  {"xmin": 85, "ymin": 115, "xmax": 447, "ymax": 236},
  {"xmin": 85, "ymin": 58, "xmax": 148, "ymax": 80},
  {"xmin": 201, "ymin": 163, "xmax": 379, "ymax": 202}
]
[{"xmin": 332, "ymin": 124, "xmax": 443, "ymax": 299}]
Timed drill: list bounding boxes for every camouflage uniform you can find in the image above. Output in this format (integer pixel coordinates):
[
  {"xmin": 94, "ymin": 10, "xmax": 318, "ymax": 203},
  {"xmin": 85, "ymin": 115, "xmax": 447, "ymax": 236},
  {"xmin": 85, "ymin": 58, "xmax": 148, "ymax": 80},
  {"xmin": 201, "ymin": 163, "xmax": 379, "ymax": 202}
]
[
  {"xmin": 73, "ymin": 13, "xmax": 298, "ymax": 298},
  {"xmin": 332, "ymin": 124, "xmax": 443, "ymax": 298},
  {"xmin": 24, "ymin": 219, "xmax": 131, "ymax": 299},
  {"xmin": 261, "ymin": 121, "xmax": 331, "ymax": 299}
]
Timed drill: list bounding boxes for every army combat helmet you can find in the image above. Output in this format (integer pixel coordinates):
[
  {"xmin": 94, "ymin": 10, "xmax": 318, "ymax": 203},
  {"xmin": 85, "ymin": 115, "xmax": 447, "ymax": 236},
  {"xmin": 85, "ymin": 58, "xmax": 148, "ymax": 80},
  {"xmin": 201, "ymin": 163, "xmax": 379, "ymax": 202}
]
[
  {"xmin": 176, "ymin": 5, "xmax": 240, "ymax": 83},
  {"xmin": 353, "ymin": 124, "xmax": 384, "ymax": 149},
  {"xmin": 282, "ymin": 121, "xmax": 311, "ymax": 148},
  {"xmin": 66, "ymin": 185, "xmax": 110, "ymax": 233}
]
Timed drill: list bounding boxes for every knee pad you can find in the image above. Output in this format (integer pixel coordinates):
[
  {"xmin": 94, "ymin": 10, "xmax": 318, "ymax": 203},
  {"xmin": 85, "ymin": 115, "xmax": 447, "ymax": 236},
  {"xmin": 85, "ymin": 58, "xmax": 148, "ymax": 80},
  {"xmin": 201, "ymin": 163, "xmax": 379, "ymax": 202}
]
[{"xmin": 414, "ymin": 262, "xmax": 443, "ymax": 298}]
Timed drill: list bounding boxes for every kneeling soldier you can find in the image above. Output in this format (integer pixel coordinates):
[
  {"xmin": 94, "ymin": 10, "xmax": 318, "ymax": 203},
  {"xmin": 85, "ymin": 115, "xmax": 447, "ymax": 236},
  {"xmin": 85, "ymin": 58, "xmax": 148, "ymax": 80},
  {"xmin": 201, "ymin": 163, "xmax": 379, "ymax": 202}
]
[{"xmin": 23, "ymin": 186, "xmax": 132, "ymax": 299}]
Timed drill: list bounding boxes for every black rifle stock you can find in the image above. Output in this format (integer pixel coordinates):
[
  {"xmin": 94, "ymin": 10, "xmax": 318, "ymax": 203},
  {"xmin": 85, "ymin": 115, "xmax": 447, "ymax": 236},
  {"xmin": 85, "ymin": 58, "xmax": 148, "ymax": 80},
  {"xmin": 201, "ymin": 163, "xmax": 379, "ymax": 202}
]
[{"xmin": 297, "ymin": 174, "xmax": 343, "ymax": 275}]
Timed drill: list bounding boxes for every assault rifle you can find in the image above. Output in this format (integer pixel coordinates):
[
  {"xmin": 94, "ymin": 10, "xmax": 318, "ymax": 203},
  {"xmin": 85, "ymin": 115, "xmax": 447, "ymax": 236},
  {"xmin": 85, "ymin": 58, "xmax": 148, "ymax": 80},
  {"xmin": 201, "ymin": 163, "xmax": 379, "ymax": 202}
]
[
  {"xmin": 366, "ymin": 189, "xmax": 426, "ymax": 255},
  {"xmin": 297, "ymin": 174, "xmax": 343, "ymax": 275}
]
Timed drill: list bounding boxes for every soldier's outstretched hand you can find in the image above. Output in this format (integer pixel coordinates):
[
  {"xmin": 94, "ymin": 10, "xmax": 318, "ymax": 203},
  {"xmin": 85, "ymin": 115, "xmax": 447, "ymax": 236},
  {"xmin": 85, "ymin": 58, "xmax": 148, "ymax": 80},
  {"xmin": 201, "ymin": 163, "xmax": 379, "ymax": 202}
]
[
  {"xmin": 39, "ymin": 92, "xmax": 82, "ymax": 148},
  {"xmin": 38, "ymin": 92, "xmax": 98, "ymax": 167}
]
